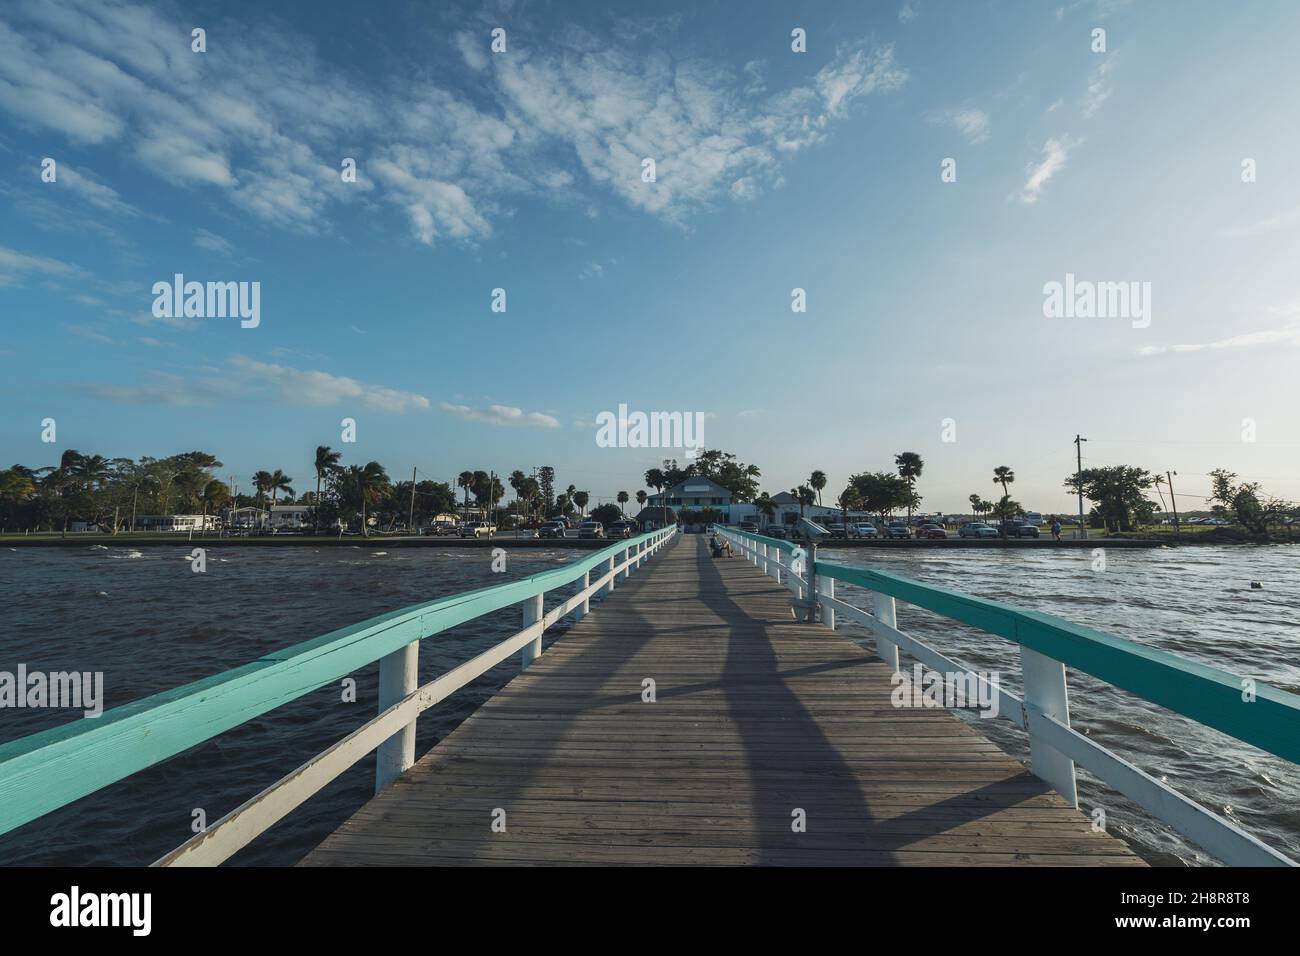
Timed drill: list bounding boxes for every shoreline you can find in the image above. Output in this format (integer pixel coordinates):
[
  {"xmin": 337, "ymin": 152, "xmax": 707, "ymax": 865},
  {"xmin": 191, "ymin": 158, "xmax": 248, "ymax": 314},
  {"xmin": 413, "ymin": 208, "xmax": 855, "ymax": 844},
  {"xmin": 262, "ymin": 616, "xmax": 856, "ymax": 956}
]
[{"xmin": 1, "ymin": 533, "xmax": 1273, "ymax": 549}]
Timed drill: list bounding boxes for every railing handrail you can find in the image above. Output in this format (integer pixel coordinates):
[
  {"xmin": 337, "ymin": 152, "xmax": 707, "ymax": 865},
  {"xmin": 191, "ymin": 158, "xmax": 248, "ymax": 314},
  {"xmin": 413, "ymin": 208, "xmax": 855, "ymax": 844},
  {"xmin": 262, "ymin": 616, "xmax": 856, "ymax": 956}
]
[
  {"xmin": 712, "ymin": 524, "xmax": 1299, "ymax": 866},
  {"xmin": 815, "ymin": 562, "xmax": 1300, "ymax": 764},
  {"xmin": 0, "ymin": 527, "xmax": 674, "ymax": 840}
]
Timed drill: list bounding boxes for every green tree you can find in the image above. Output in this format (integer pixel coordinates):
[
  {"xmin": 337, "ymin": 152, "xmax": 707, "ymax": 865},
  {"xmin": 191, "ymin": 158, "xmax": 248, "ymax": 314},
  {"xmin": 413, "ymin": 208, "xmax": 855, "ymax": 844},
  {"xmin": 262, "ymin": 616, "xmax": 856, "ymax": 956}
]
[
  {"xmin": 894, "ymin": 452, "xmax": 924, "ymax": 521},
  {"xmin": 1065, "ymin": 465, "xmax": 1157, "ymax": 532},
  {"xmin": 809, "ymin": 470, "xmax": 827, "ymax": 506},
  {"xmin": 616, "ymin": 490, "xmax": 629, "ymax": 514}
]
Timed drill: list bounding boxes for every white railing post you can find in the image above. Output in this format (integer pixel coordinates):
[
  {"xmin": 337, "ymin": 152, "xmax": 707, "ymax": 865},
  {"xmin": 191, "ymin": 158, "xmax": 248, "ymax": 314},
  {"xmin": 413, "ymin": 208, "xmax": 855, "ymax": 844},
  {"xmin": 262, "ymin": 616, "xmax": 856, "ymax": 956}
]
[
  {"xmin": 872, "ymin": 592, "xmax": 900, "ymax": 673},
  {"xmin": 605, "ymin": 555, "xmax": 616, "ymax": 594},
  {"xmin": 818, "ymin": 575, "xmax": 835, "ymax": 630},
  {"xmin": 520, "ymin": 593, "xmax": 543, "ymax": 669},
  {"xmin": 761, "ymin": 542, "xmax": 768, "ymax": 575},
  {"xmin": 1020, "ymin": 646, "xmax": 1079, "ymax": 806},
  {"xmin": 375, "ymin": 640, "xmax": 418, "ymax": 792},
  {"xmin": 773, "ymin": 551, "xmax": 782, "ymax": 585},
  {"xmin": 575, "ymin": 570, "xmax": 590, "ymax": 622},
  {"xmin": 619, "ymin": 546, "xmax": 630, "ymax": 581}
]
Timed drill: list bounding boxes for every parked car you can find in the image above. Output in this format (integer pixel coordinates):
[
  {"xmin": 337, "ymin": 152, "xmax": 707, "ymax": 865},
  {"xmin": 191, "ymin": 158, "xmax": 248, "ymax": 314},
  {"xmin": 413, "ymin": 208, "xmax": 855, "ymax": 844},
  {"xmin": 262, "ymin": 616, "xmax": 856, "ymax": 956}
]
[
  {"xmin": 459, "ymin": 521, "xmax": 496, "ymax": 538},
  {"xmin": 538, "ymin": 521, "xmax": 566, "ymax": 539},
  {"xmin": 607, "ymin": 521, "xmax": 635, "ymax": 539},
  {"xmin": 959, "ymin": 523, "xmax": 999, "ymax": 538},
  {"xmin": 916, "ymin": 524, "xmax": 948, "ymax": 539},
  {"xmin": 1003, "ymin": 521, "xmax": 1040, "ymax": 538},
  {"xmin": 764, "ymin": 525, "xmax": 787, "ymax": 539},
  {"xmin": 422, "ymin": 521, "xmax": 458, "ymax": 536},
  {"xmin": 577, "ymin": 521, "xmax": 605, "ymax": 539},
  {"xmin": 851, "ymin": 524, "xmax": 879, "ymax": 539},
  {"xmin": 884, "ymin": 523, "xmax": 910, "ymax": 539},
  {"xmin": 739, "ymin": 521, "xmax": 759, "ymax": 532}
]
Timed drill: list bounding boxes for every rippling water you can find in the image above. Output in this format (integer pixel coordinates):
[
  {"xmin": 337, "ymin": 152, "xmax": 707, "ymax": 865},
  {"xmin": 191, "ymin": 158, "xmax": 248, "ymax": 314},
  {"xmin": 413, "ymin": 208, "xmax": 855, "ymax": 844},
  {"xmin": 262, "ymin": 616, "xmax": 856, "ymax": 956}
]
[
  {"xmin": 1, "ymin": 542, "xmax": 1296, "ymax": 866},
  {"xmin": 821, "ymin": 544, "xmax": 1300, "ymax": 866},
  {"xmin": 0, "ymin": 544, "xmax": 589, "ymax": 866}
]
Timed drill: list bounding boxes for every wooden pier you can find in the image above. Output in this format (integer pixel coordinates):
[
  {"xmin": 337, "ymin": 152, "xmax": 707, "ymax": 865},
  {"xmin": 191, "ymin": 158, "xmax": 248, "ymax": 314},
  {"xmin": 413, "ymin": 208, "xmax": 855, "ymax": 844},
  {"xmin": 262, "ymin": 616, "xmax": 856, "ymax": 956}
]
[{"xmin": 303, "ymin": 534, "xmax": 1141, "ymax": 866}]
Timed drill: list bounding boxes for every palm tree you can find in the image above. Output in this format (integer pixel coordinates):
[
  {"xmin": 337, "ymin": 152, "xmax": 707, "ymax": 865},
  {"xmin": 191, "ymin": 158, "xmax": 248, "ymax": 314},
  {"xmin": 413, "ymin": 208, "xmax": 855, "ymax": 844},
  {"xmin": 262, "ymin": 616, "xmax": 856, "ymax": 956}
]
[
  {"xmin": 636, "ymin": 490, "xmax": 647, "ymax": 512},
  {"xmin": 992, "ymin": 466, "xmax": 1016, "ymax": 538},
  {"xmin": 573, "ymin": 491, "xmax": 589, "ymax": 516},
  {"xmin": 753, "ymin": 493, "xmax": 777, "ymax": 525},
  {"xmin": 457, "ymin": 471, "xmax": 474, "ymax": 517},
  {"xmin": 644, "ymin": 468, "xmax": 666, "ymax": 500},
  {"xmin": 969, "ymin": 493, "xmax": 983, "ymax": 521},
  {"xmin": 253, "ymin": 470, "xmax": 273, "ymax": 508},
  {"xmin": 895, "ymin": 452, "xmax": 924, "ymax": 521},
  {"xmin": 509, "ymin": 469, "xmax": 527, "ymax": 519},
  {"xmin": 617, "ymin": 491, "xmax": 629, "ymax": 515},
  {"xmin": 809, "ymin": 470, "xmax": 827, "ymax": 506},
  {"xmin": 314, "ymin": 446, "xmax": 341, "ymax": 530},
  {"xmin": 993, "ymin": 465, "xmax": 1015, "ymax": 498},
  {"xmin": 268, "ymin": 470, "xmax": 294, "ymax": 508},
  {"xmin": 349, "ymin": 462, "xmax": 389, "ymax": 536},
  {"xmin": 837, "ymin": 486, "xmax": 862, "ymax": 528}
]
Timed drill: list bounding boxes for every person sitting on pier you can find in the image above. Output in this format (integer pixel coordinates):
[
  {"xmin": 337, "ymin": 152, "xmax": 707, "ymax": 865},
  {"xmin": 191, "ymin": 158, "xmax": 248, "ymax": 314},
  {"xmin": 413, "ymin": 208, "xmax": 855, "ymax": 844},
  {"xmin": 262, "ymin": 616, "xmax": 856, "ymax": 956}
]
[{"xmin": 709, "ymin": 534, "xmax": 732, "ymax": 558}]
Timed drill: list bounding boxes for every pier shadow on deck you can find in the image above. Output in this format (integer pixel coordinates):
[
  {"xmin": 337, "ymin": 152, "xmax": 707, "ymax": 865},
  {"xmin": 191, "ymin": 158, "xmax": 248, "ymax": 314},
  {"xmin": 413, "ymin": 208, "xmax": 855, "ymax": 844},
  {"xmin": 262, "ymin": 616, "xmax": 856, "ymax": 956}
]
[{"xmin": 301, "ymin": 535, "xmax": 1142, "ymax": 866}]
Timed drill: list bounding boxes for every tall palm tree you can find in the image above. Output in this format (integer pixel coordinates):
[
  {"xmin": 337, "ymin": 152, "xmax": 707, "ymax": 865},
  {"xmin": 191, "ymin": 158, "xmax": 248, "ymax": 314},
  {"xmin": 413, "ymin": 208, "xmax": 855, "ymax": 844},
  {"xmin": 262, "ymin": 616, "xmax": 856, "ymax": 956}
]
[
  {"xmin": 617, "ymin": 491, "xmax": 629, "ymax": 515},
  {"xmin": 993, "ymin": 465, "xmax": 1015, "ymax": 498},
  {"xmin": 509, "ymin": 469, "xmax": 527, "ymax": 520},
  {"xmin": 314, "ymin": 446, "xmax": 341, "ymax": 530},
  {"xmin": 573, "ymin": 491, "xmax": 589, "ymax": 516},
  {"xmin": 969, "ymin": 493, "xmax": 983, "ymax": 521},
  {"xmin": 349, "ymin": 462, "xmax": 389, "ymax": 537},
  {"xmin": 268, "ymin": 470, "xmax": 294, "ymax": 508},
  {"xmin": 894, "ymin": 452, "xmax": 924, "ymax": 521},
  {"xmin": 253, "ymin": 471, "xmax": 273, "ymax": 508},
  {"xmin": 457, "ymin": 471, "xmax": 474, "ymax": 517},
  {"xmin": 809, "ymin": 470, "xmax": 827, "ymax": 507},
  {"xmin": 636, "ymin": 490, "xmax": 647, "ymax": 511}
]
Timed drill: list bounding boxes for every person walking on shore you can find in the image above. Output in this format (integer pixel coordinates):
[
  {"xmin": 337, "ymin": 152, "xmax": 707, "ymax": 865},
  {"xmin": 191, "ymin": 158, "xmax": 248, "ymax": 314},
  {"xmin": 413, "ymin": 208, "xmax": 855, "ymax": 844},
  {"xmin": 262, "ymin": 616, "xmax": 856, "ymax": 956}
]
[{"xmin": 1051, "ymin": 518, "xmax": 1062, "ymax": 541}]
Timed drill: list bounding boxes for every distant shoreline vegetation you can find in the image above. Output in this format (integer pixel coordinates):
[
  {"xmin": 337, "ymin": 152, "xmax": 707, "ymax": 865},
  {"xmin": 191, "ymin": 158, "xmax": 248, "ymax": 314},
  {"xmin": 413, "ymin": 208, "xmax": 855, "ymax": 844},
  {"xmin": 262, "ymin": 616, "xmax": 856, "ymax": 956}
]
[{"xmin": 0, "ymin": 447, "xmax": 1294, "ymax": 544}]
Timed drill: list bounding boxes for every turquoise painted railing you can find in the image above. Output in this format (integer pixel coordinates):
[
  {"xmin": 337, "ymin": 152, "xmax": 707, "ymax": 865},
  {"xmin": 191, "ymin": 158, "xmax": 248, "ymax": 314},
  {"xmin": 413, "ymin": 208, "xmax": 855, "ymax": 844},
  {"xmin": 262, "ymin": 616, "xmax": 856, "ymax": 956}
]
[
  {"xmin": 0, "ymin": 526, "xmax": 677, "ymax": 864},
  {"xmin": 714, "ymin": 524, "xmax": 1300, "ymax": 866}
]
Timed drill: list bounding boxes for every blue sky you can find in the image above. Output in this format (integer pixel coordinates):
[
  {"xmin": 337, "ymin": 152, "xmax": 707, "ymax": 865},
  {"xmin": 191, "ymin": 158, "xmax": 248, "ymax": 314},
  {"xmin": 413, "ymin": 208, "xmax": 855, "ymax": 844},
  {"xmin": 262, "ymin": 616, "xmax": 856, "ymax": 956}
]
[{"xmin": 1, "ymin": 0, "xmax": 1298, "ymax": 513}]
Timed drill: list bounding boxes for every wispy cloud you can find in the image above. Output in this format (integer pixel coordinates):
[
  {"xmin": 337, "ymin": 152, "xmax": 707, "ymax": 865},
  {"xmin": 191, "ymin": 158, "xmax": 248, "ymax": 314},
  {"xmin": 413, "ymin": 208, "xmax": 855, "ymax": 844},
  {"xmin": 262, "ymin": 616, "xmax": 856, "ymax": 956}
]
[
  {"xmin": 77, "ymin": 354, "xmax": 431, "ymax": 411},
  {"xmin": 439, "ymin": 402, "xmax": 561, "ymax": 428},
  {"xmin": 1083, "ymin": 57, "xmax": 1115, "ymax": 118},
  {"xmin": 0, "ymin": 244, "xmax": 78, "ymax": 286},
  {"xmin": 1137, "ymin": 325, "xmax": 1300, "ymax": 356},
  {"xmin": 899, "ymin": 1, "xmax": 920, "ymax": 23},
  {"xmin": 0, "ymin": 1, "xmax": 907, "ymax": 245},
  {"xmin": 926, "ymin": 107, "xmax": 989, "ymax": 143},
  {"xmin": 1020, "ymin": 136, "xmax": 1079, "ymax": 204},
  {"xmin": 194, "ymin": 228, "xmax": 234, "ymax": 256}
]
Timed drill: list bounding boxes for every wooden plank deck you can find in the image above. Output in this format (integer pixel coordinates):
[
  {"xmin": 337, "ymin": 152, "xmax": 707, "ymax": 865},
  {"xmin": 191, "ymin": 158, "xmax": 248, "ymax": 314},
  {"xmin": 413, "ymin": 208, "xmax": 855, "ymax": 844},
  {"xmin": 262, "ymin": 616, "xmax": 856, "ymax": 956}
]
[{"xmin": 302, "ymin": 534, "xmax": 1142, "ymax": 866}]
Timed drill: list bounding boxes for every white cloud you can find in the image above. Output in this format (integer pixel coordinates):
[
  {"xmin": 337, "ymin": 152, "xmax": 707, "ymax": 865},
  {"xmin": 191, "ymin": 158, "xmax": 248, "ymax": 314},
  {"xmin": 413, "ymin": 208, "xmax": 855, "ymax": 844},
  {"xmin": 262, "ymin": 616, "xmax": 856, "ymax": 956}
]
[
  {"xmin": 1083, "ymin": 57, "xmax": 1115, "ymax": 118},
  {"xmin": 194, "ymin": 228, "xmax": 234, "ymax": 255},
  {"xmin": 1137, "ymin": 325, "xmax": 1300, "ymax": 356},
  {"xmin": 440, "ymin": 402, "xmax": 561, "ymax": 428},
  {"xmin": 0, "ymin": 244, "xmax": 77, "ymax": 286},
  {"xmin": 78, "ymin": 354, "xmax": 432, "ymax": 410},
  {"xmin": 1020, "ymin": 136, "xmax": 1079, "ymax": 204},
  {"xmin": 927, "ymin": 108, "xmax": 990, "ymax": 144},
  {"xmin": 899, "ymin": 1, "xmax": 920, "ymax": 22},
  {"xmin": 0, "ymin": 2, "xmax": 907, "ymax": 243}
]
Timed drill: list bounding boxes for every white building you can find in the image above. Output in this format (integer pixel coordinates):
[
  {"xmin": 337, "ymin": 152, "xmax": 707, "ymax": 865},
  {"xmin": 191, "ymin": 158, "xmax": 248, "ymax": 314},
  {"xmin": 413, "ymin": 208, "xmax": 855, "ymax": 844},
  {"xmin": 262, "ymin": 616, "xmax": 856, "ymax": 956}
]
[
  {"xmin": 137, "ymin": 514, "xmax": 218, "ymax": 532},
  {"xmin": 647, "ymin": 479, "xmax": 870, "ymax": 528}
]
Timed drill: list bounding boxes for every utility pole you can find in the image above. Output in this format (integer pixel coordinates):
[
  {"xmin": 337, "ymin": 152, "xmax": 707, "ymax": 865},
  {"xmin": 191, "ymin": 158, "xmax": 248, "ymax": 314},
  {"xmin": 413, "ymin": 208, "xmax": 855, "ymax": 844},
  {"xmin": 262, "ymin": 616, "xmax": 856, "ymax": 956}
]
[
  {"xmin": 408, "ymin": 465, "xmax": 417, "ymax": 534},
  {"xmin": 1074, "ymin": 434, "xmax": 1088, "ymax": 539},
  {"xmin": 1167, "ymin": 470, "xmax": 1180, "ymax": 542}
]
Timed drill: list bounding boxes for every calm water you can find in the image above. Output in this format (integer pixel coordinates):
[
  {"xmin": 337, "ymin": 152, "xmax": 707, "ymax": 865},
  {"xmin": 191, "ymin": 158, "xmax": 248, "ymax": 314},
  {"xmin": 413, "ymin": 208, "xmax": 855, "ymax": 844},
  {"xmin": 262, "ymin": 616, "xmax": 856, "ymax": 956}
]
[{"xmin": 0, "ymin": 542, "xmax": 1296, "ymax": 866}]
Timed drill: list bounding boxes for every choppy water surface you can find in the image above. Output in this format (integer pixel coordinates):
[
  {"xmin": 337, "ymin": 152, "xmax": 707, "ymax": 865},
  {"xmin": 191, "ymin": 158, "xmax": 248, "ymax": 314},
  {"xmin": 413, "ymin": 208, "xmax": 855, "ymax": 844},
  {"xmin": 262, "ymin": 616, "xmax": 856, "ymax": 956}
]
[
  {"xmin": 821, "ymin": 544, "xmax": 1300, "ymax": 866},
  {"xmin": 0, "ymin": 542, "xmax": 1296, "ymax": 866}
]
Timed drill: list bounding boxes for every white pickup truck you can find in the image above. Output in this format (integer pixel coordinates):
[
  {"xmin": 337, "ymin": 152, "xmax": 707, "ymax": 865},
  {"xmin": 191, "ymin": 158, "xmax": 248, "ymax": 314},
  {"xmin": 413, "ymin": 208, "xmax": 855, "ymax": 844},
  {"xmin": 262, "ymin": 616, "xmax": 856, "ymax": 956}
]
[{"xmin": 459, "ymin": 521, "xmax": 497, "ymax": 538}]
